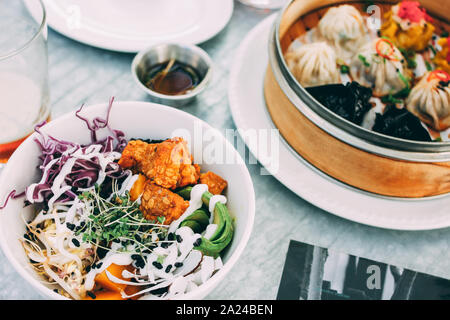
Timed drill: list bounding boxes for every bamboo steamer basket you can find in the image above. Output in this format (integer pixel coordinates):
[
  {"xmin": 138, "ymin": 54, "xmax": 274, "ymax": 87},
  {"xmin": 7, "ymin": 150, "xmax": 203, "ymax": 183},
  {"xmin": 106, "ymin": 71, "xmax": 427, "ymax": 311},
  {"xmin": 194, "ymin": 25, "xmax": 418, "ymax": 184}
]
[{"xmin": 264, "ymin": 0, "xmax": 450, "ymax": 198}]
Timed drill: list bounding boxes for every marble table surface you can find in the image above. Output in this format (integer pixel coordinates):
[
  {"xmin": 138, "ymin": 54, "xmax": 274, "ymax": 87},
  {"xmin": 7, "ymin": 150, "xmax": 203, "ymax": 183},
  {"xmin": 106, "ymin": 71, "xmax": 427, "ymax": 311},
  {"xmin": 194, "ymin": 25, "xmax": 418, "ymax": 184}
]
[{"xmin": 1, "ymin": 2, "xmax": 450, "ymax": 300}]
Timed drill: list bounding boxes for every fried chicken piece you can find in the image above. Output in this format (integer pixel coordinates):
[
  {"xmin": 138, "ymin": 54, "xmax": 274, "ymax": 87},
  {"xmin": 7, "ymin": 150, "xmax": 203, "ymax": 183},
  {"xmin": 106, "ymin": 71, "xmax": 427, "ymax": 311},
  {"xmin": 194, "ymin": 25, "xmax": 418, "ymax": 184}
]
[
  {"xmin": 200, "ymin": 171, "xmax": 228, "ymax": 195},
  {"xmin": 140, "ymin": 182, "xmax": 189, "ymax": 225},
  {"xmin": 118, "ymin": 138, "xmax": 200, "ymax": 190},
  {"xmin": 118, "ymin": 140, "xmax": 149, "ymax": 170}
]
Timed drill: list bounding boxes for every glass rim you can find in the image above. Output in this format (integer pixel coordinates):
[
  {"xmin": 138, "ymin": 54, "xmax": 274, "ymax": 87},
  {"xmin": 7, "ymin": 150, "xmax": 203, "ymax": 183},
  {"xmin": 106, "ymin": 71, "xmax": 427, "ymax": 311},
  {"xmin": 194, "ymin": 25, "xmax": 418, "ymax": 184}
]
[{"xmin": 0, "ymin": 0, "xmax": 47, "ymax": 61}]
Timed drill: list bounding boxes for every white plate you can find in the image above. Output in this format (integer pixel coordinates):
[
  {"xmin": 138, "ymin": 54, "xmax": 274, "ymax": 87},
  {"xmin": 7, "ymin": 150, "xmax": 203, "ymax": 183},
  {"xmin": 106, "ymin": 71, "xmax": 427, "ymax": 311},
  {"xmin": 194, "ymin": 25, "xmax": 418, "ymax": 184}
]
[
  {"xmin": 228, "ymin": 14, "xmax": 450, "ymax": 230},
  {"xmin": 26, "ymin": 0, "xmax": 233, "ymax": 52}
]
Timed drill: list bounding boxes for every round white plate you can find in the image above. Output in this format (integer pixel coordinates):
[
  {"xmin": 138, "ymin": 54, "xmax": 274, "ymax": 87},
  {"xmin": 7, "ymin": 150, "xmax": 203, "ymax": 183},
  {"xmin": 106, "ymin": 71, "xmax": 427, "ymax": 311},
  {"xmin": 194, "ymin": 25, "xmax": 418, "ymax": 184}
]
[
  {"xmin": 228, "ymin": 14, "xmax": 450, "ymax": 230},
  {"xmin": 26, "ymin": 0, "xmax": 233, "ymax": 52}
]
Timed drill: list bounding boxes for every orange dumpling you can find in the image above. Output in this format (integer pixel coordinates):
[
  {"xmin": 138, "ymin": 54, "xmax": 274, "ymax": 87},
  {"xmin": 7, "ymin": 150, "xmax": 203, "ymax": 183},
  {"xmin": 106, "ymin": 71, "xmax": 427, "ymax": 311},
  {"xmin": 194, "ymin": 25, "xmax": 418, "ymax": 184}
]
[
  {"xmin": 380, "ymin": 1, "xmax": 434, "ymax": 52},
  {"xmin": 433, "ymin": 37, "xmax": 450, "ymax": 74}
]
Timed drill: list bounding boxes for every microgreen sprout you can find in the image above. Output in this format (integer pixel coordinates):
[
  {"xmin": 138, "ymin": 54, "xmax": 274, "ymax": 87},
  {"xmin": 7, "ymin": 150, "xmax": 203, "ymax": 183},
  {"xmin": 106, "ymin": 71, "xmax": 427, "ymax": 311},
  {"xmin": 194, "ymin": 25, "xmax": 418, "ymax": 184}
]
[{"xmin": 76, "ymin": 182, "xmax": 168, "ymax": 256}]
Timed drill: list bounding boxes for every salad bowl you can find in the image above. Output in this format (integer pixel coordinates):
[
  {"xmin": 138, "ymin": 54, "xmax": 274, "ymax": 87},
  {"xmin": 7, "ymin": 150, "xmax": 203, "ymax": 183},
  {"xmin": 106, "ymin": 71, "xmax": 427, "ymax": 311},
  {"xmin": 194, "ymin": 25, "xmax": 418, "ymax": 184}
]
[{"xmin": 0, "ymin": 101, "xmax": 255, "ymax": 300}]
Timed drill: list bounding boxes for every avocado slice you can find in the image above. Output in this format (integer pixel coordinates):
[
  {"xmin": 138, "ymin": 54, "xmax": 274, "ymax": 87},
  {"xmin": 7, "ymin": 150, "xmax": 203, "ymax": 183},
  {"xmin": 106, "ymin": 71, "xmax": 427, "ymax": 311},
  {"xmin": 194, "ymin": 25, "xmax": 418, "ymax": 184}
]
[{"xmin": 176, "ymin": 186, "xmax": 234, "ymax": 258}]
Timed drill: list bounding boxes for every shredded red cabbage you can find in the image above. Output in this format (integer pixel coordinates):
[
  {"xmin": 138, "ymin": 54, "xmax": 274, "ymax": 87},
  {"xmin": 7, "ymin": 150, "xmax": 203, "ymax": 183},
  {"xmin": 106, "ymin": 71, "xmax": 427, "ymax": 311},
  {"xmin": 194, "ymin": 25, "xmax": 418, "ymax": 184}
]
[
  {"xmin": 0, "ymin": 98, "xmax": 130, "ymax": 210},
  {"xmin": 0, "ymin": 191, "xmax": 25, "ymax": 210}
]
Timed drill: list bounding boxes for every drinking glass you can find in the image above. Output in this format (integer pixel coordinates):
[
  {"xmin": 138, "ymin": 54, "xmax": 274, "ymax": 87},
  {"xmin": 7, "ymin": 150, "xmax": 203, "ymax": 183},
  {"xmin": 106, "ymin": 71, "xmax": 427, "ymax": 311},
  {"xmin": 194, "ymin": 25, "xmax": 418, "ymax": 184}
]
[
  {"xmin": 237, "ymin": 0, "xmax": 289, "ymax": 10},
  {"xmin": 0, "ymin": 0, "xmax": 50, "ymax": 164}
]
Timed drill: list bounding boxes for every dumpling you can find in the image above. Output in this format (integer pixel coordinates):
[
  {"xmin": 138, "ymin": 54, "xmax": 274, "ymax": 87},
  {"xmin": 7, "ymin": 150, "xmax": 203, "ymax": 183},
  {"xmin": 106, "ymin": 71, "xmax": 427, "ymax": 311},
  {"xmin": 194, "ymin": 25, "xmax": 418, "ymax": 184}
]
[
  {"xmin": 317, "ymin": 4, "xmax": 367, "ymax": 61},
  {"xmin": 406, "ymin": 70, "xmax": 450, "ymax": 131},
  {"xmin": 349, "ymin": 37, "xmax": 411, "ymax": 96},
  {"xmin": 380, "ymin": 1, "xmax": 434, "ymax": 52},
  {"xmin": 433, "ymin": 37, "xmax": 450, "ymax": 74},
  {"xmin": 284, "ymin": 42, "xmax": 340, "ymax": 87}
]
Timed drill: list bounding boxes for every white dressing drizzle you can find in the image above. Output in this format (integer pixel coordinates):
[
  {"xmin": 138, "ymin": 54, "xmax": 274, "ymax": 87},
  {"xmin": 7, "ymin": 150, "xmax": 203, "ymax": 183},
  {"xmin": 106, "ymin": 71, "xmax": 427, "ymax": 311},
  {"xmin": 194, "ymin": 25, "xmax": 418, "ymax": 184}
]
[
  {"xmin": 208, "ymin": 195, "xmax": 227, "ymax": 217},
  {"xmin": 203, "ymin": 224, "xmax": 218, "ymax": 240},
  {"xmin": 84, "ymin": 253, "xmax": 133, "ymax": 291}
]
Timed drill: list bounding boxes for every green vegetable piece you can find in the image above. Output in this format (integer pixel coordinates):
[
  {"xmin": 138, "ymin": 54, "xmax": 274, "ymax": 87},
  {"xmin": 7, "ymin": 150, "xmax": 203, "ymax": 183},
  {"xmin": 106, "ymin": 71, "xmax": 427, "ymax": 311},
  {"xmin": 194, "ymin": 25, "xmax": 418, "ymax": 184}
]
[
  {"xmin": 428, "ymin": 45, "xmax": 436, "ymax": 55},
  {"xmin": 176, "ymin": 187, "xmax": 192, "ymax": 200},
  {"xmin": 188, "ymin": 208, "xmax": 211, "ymax": 226},
  {"xmin": 358, "ymin": 54, "xmax": 370, "ymax": 67},
  {"xmin": 176, "ymin": 186, "xmax": 234, "ymax": 258},
  {"xmin": 340, "ymin": 65, "xmax": 349, "ymax": 74},
  {"xmin": 180, "ymin": 208, "xmax": 210, "ymax": 233},
  {"xmin": 180, "ymin": 220, "xmax": 203, "ymax": 234}
]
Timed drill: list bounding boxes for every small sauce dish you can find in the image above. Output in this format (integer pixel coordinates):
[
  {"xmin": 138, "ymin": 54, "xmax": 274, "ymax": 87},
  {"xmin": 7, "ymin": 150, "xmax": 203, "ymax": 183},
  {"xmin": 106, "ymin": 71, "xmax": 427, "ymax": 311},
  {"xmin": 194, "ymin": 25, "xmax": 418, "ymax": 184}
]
[{"xmin": 132, "ymin": 43, "xmax": 213, "ymax": 107}]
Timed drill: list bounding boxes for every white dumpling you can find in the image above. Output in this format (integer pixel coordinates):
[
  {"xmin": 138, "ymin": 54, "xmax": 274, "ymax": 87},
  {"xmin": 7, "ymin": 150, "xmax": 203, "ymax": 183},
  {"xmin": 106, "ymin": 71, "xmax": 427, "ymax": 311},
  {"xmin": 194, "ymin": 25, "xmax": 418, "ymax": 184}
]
[
  {"xmin": 349, "ymin": 37, "xmax": 411, "ymax": 96},
  {"xmin": 406, "ymin": 70, "xmax": 450, "ymax": 131},
  {"xmin": 284, "ymin": 42, "xmax": 340, "ymax": 87},
  {"xmin": 317, "ymin": 4, "xmax": 367, "ymax": 61}
]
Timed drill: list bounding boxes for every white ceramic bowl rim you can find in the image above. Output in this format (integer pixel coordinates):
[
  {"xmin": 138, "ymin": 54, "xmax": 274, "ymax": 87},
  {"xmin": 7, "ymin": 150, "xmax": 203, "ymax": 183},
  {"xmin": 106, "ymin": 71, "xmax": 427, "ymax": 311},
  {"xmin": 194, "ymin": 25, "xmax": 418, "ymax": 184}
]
[{"xmin": 0, "ymin": 101, "xmax": 255, "ymax": 300}]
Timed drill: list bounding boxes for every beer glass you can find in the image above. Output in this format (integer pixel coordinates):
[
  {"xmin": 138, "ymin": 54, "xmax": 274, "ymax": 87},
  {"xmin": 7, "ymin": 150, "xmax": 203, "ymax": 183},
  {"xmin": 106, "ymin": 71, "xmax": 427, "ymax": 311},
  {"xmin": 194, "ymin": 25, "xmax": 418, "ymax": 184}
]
[{"xmin": 0, "ymin": 0, "xmax": 50, "ymax": 164}]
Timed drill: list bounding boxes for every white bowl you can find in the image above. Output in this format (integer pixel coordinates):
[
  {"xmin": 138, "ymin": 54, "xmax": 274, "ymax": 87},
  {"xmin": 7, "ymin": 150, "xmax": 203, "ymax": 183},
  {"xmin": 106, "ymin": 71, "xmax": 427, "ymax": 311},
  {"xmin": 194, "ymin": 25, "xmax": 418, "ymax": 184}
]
[{"xmin": 0, "ymin": 101, "xmax": 255, "ymax": 300}]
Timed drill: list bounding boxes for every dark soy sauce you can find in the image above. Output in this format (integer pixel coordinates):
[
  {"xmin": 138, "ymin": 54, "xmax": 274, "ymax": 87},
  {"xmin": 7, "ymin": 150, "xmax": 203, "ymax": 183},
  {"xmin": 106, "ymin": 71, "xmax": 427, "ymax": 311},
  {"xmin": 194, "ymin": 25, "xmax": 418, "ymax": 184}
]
[{"xmin": 145, "ymin": 60, "xmax": 201, "ymax": 95}]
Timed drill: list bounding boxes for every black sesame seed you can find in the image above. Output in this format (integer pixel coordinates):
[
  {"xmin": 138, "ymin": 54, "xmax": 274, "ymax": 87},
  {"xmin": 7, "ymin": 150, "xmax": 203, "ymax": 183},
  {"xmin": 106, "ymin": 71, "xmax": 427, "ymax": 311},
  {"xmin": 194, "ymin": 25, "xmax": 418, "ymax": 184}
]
[
  {"xmin": 194, "ymin": 238, "xmax": 202, "ymax": 247},
  {"xmin": 97, "ymin": 247, "xmax": 108, "ymax": 259},
  {"xmin": 165, "ymin": 265, "xmax": 172, "ymax": 273},
  {"xmin": 53, "ymin": 289, "xmax": 58, "ymax": 293},
  {"xmin": 135, "ymin": 235, "xmax": 142, "ymax": 242},
  {"xmin": 167, "ymin": 233, "xmax": 175, "ymax": 241},
  {"xmin": 86, "ymin": 265, "xmax": 91, "ymax": 273},
  {"xmin": 149, "ymin": 286, "xmax": 168, "ymax": 295},
  {"xmin": 66, "ymin": 223, "xmax": 75, "ymax": 231},
  {"xmin": 176, "ymin": 235, "xmax": 183, "ymax": 243},
  {"xmin": 161, "ymin": 242, "xmax": 170, "ymax": 248},
  {"xmin": 96, "ymin": 262, "xmax": 103, "ymax": 269},
  {"xmin": 131, "ymin": 254, "xmax": 142, "ymax": 262},
  {"xmin": 152, "ymin": 261, "xmax": 163, "ymax": 269},
  {"xmin": 71, "ymin": 238, "xmax": 80, "ymax": 247},
  {"xmin": 87, "ymin": 291, "xmax": 96, "ymax": 299},
  {"xmin": 175, "ymin": 262, "xmax": 183, "ymax": 268}
]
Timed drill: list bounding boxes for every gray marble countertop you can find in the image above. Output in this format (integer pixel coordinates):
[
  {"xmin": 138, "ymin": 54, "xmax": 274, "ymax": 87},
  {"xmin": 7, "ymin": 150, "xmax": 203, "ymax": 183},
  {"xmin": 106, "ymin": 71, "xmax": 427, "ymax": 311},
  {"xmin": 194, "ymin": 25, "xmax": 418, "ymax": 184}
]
[{"xmin": 1, "ymin": 2, "xmax": 450, "ymax": 300}]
